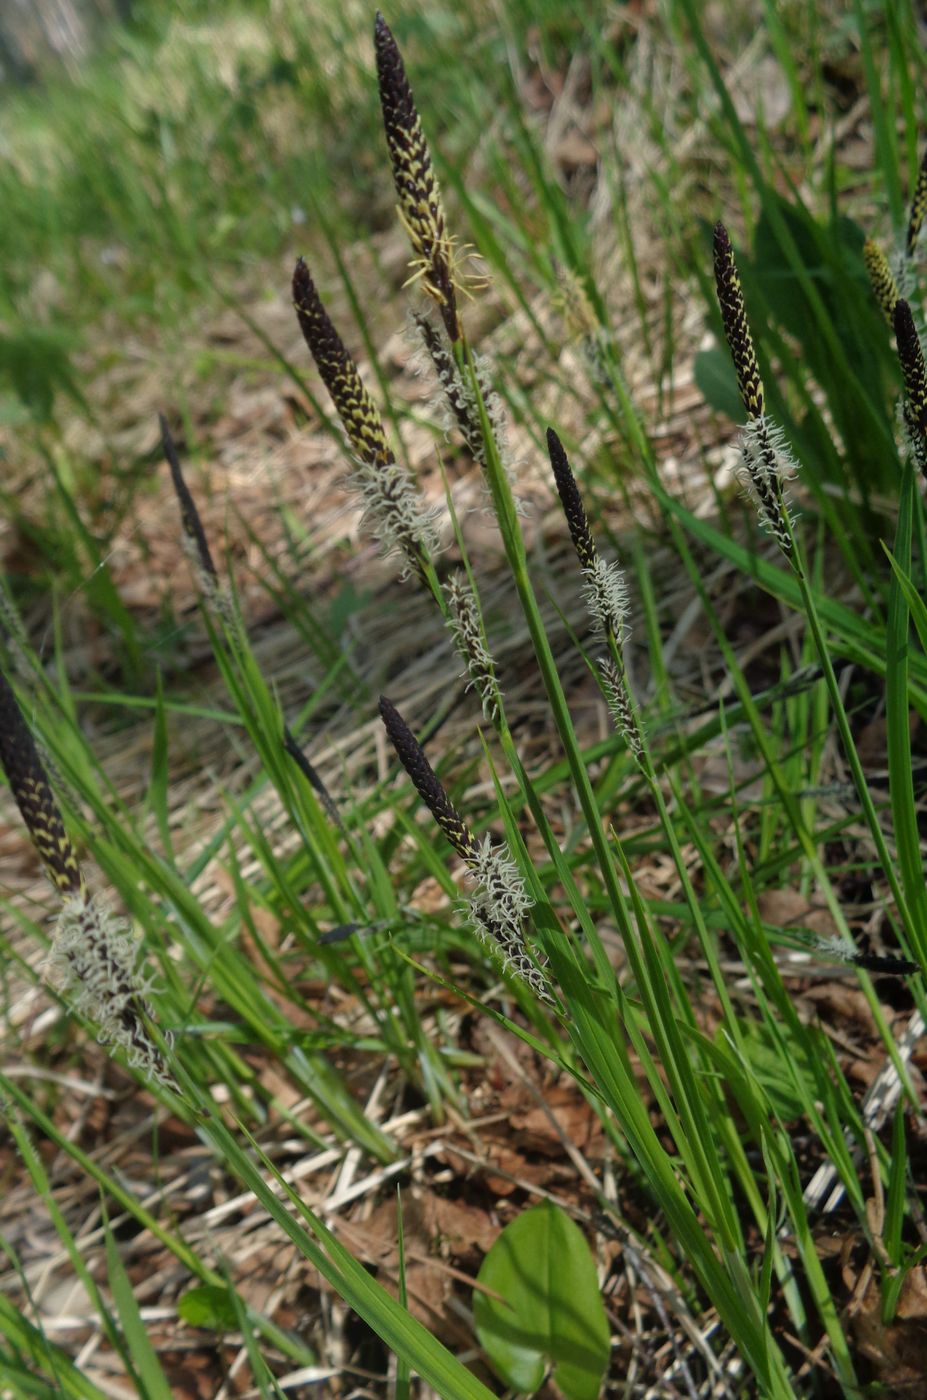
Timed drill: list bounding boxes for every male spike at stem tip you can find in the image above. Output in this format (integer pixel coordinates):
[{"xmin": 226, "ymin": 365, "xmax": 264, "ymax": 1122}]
[
  {"xmin": 374, "ymin": 12, "xmax": 461, "ymax": 341},
  {"xmin": 292, "ymin": 257, "xmax": 393, "ymax": 469},
  {"xmin": 894, "ymin": 298, "xmax": 927, "ymax": 438},
  {"xmin": 160, "ymin": 414, "xmax": 219, "ymax": 587},
  {"xmin": 0, "ymin": 668, "xmax": 82, "ymax": 896},
  {"xmin": 863, "ymin": 239, "xmax": 900, "ymax": 326},
  {"xmin": 378, "ymin": 695, "xmax": 477, "ymax": 860},
  {"xmin": 907, "ymin": 145, "xmax": 927, "ymax": 258},
  {"xmin": 547, "ymin": 427, "xmax": 597, "ymax": 571},
  {"xmin": 712, "ymin": 222, "xmax": 765, "ymax": 420}
]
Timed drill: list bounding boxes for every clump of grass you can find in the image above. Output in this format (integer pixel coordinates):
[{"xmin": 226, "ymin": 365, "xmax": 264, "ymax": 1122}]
[{"xmin": 10, "ymin": 8, "xmax": 927, "ymax": 1396}]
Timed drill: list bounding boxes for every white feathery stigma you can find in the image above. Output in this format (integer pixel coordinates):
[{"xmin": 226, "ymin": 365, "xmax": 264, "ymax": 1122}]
[
  {"xmin": 738, "ymin": 416, "xmax": 799, "ymax": 551},
  {"xmin": 48, "ymin": 890, "xmax": 176, "ymax": 1090},
  {"xmin": 409, "ymin": 309, "xmax": 526, "ymax": 515},
  {"xmin": 464, "ymin": 836, "xmax": 551, "ymax": 1001},
  {"xmin": 599, "ymin": 656, "xmax": 644, "ymax": 761},
  {"xmin": 445, "ymin": 571, "xmax": 502, "ymax": 720},
  {"xmin": 582, "ymin": 554, "xmax": 630, "ymax": 646},
  {"xmin": 349, "ymin": 459, "xmax": 443, "ymax": 574}
]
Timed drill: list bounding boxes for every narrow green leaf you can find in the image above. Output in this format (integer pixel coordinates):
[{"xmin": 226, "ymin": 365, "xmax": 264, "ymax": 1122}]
[{"xmin": 103, "ymin": 1216, "xmax": 173, "ymax": 1400}]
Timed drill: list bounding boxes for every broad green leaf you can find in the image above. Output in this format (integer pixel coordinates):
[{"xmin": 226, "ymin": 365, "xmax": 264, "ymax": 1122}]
[
  {"xmin": 474, "ymin": 1201, "xmax": 610, "ymax": 1400},
  {"xmin": 177, "ymin": 1285, "xmax": 239, "ymax": 1331}
]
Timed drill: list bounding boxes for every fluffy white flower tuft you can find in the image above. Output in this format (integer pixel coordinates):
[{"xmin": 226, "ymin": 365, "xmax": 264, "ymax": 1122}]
[
  {"xmin": 445, "ymin": 572, "xmax": 502, "ymax": 720},
  {"xmin": 464, "ymin": 837, "xmax": 551, "ymax": 1001},
  {"xmin": 737, "ymin": 416, "xmax": 799, "ymax": 551},
  {"xmin": 349, "ymin": 459, "xmax": 443, "ymax": 575},
  {"xmin": 48, "ymin": 891, "xmax": 176, "ymax": 1090},
  {"xmin": 582, "ymin": 555, "xmax": 630, "ymax": 646},
  {"xmin": 599, "ymin": 656, "xmax": 644, "ymax": 761}
]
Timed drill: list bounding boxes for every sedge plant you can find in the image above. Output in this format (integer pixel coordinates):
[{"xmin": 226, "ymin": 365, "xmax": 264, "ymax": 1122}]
[{"xmin": 4, "ymin": 8, "xmax": 927, "ymax": 1398}]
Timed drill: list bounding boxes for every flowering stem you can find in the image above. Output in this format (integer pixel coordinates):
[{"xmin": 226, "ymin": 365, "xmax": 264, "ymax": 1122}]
[{"xmin": 792, "ymin": 544, "xmax": 923, "ymax": 959}]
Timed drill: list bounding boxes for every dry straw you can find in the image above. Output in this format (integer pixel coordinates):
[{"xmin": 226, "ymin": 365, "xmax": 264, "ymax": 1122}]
[{"xmin": 0, "ymin": 668, "xmax": 174, "ymax": 1088}]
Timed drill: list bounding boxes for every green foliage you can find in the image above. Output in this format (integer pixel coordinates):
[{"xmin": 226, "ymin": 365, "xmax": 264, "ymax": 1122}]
[
  {"xmin": 2, "ymin": 2, "xmax": 926, "ymax": 1397},
  {"xmin": 474, "ymin": 1202, "xmax": 610, "ymax": 1399},
  {"xmin": 177, "ymin": 1284, "xmax": 240, "ymax": 1331}
]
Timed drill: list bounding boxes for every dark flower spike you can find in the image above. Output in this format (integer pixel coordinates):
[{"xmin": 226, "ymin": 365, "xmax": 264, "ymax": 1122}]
[
  {"xmin": 0, "ymin": 672, "xmax": 174, "ymax": 1088},
  {"xmin": 712, "ymin": 222, "xmax": 765, "ymax": 420},
  {"xmin": 378, "ymin": 695, "xmax": 477, "ymax": 861},
  {"xmin": 907, "ymin": 144, "xmax": 927, "ymax": 258},
  {"xmin": 293, "ymin": 259, "xmax": 441, "ymax": 576},
  {"xmin": 863, "ymin": 239, "xmax": 900, "ymax": 326},
  {"xmin": 160, "ymin": 414, "xmax": 219, "ymax": 586},
  {"xmin": 413, "ymin": 311, "xmax": 483, "ymax": 460},
  {"xmin": 374, "ymin": 13, "xmax": 460, "ymax": 342},
  {"xmin": 894, "ymin": 299, "xmax": 927, "ymax": 437},
  {"xmin": 0, "ymin": 667, "xmax": 82, "ymax": 896},
  {"xmin": 293, "ymin": 258, "xmax": 393, "ymax": 468},
  {"xmin": 546, "ymin": 428, "xmax": 629, "ymax": 644},
  {"xmin": 378, "ymin": 695, "xmax": 549, "ymax": 1000},
  {"xmin": 283, "ymin": 726, "xmax": 343, "ymax": 832},
  {"xmin": 545, "ymin": 429, "xmax": 642, "ymax": 756},
  {"xmin": 850, "ymin": 952, "xmax": 919, "ymax": 976},
  {"xmin": 547, "ymin": 427, "xmax": 597, "ymax": 572}
]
